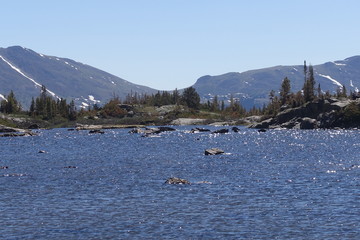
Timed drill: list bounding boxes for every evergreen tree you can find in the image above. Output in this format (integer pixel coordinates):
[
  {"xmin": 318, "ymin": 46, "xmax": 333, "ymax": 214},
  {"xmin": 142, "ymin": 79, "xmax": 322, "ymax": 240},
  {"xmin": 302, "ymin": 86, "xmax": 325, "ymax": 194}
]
[
  {"xmin": 29, "ymin": 97, "xmax": 35, "ymax": 116},
  {"xmin": 303, "ymin": 64, "xmax": 316, "ymax": 102},
  {"xmin": 211, "ymin": 95, "xmax": 219, "ymax": 111},
  {"xmin": 279, "ymin": 77, "xmax": 291, "ymax": 105},
  {"xmin": 0, "ymin": 90, "xmax": 21, "ymax": 114},
  {"xmin": 221, "ymin": 100, "xmax": 225, "ymax": 111},
  {"xmin": 181, "ymin": 87, "xmax": 200, "ymax": 110},
  {"xmin": 68, "ymin": 100, "xmax": 77, "ymax": 120}
]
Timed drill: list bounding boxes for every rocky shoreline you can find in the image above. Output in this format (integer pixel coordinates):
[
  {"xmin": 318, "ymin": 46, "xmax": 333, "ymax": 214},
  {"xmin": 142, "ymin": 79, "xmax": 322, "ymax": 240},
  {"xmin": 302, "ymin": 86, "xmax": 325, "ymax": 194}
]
[{"xmin": 249, "ymin": 98, "xmax": 360, "ymax": 130}]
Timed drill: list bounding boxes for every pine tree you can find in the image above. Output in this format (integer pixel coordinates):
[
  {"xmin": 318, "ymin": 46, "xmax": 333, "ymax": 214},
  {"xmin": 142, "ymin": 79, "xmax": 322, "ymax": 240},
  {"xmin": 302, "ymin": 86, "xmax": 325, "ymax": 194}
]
[
  {"xmin": 181, "ymin": 87, "xmax": 200, "ymax": 110},
  {"xmin": 0, "ymin": 90, "xmax": 21, "ymax": 114},
  {"xmin": 211, "ymin": 95, "xmax": 219, "ymax": 111},
  {"xmin": 279, "ymin": 77, "xmax": 291, "ymax": 105},
  {"xmin": 303, "ymin": 64, "xmax": 316, "ymax": 102}
]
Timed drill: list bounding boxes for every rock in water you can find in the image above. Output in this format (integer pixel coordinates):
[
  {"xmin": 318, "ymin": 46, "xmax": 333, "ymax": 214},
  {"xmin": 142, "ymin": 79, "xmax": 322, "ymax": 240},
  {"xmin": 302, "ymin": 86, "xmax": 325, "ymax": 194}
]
[
  {"xmin": 165, "ymin": 177, "xmax": 191, "ymax": 184},
  {"xmin": 212, "ymin": 129, "xmax": 229, "ymax": 134},
  {"xmin": 205, "ymin": 148, "xmax": 225, "ymax": 155},
  {"xmin": 89, "ymin": 129, "xmax": 105, "ymax": 134},
  {"xmin": 190, "ymin": 127, "xmax": 211, "ymax": 133},
  {"xmin": 232, "ymin": 127, "xmax": 240, "ymax": 132}
]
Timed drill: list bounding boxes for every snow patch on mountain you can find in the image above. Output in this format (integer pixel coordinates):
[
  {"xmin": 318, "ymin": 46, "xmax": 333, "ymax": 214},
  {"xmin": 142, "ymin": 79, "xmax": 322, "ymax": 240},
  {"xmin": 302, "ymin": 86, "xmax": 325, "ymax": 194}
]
[
  {"xmin": 81, "ymin": 102, "xmax": 89, "ymax": 108},
  {"xmin": 333, "ymin": 61, "xmax": 346, "ymax": 66},
  {"xmin": 0, "ymin": 55, "xmax": 59, "ymax": 99},
  {"xmin": 88, "ymin": 95, "xmax": 101, "ymax": 104},
  {"xmin": 0, "ymin": 94, "xmax": 6, "ymax": 101},
  {"xmin": 318, "ymin": 74, "xmax": 343, "ymax": 87}
]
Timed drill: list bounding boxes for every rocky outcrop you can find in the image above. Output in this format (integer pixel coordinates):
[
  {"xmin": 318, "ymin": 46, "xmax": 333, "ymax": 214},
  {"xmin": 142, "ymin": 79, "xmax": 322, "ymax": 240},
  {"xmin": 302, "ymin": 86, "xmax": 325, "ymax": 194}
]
[
  {"xmin": 0, "ymin": 132, "xmax": 36, "ymax": 137},
  {"xmin": 165, "ymin": 177, "xmax": 191, "ymax": 184},
  {"xmin": 171, "ymin": 118, "xmax": 206, "ymax": 125},
  {"xmin": 0, "ymin": 125, "xmax": 28, "ymax": 133},
  {"xmin": 205, "ymin": 148, "xmax": 225, "ymax": 155},
  {"xmin": 0, "ymin": 124, "xmax": 36, "ymax": 137},
  {"xmin": 76, "ymin": 124, "xmax": 145, "ymax": 130},
  {"xmin": 250, "ymin": 98, "xmax": 360, "ymax": 129},
  {"xmin": 129, "ymin": 126, "xmax": 176, "ymax": 135}
]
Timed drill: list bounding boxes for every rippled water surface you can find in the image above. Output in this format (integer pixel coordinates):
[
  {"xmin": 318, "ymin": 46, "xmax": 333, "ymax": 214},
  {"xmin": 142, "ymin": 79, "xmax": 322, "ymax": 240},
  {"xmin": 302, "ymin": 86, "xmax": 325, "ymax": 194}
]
[{"xmin": 1, "ymin": 126, "xmax": 360, "ymax": 239}]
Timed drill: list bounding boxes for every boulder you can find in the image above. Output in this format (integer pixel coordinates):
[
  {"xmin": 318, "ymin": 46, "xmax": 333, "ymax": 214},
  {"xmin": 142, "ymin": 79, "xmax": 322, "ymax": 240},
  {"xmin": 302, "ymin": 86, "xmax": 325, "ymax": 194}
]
[
  {"xmin": 205, "ymin": 148, "xmax": 225, "ymax": 155},
  {"xmin": 165, "ymin": 177, "xmax": 191, "ymax": 184},
  {"xmin": 89, "ymin": 129, "xmax": 105, "ymax": 134},
  {"xmin": 129, "ymin": 128, "xmax": 145, "ymax": 134},
  {"xmin": 232, "ymin": 127, "xmax": 240, "ymax": 132},
  {"xmin": 300, "ymin": 117, "xmax": 318, "ymax": 129},
  {"xmin": 257, "ymin": 129, "xmax": 267, "ymax": 133},
  {"xmin": 190, "ymin": 127, "xmax": 211, "ymax": 133},
  {"xmin": 158, "ymin": 126, "xmax": 176, "ymax": 132},
  {"xmin": 211, "ymin": 128, "xmax": 229, "ymax": 134}
]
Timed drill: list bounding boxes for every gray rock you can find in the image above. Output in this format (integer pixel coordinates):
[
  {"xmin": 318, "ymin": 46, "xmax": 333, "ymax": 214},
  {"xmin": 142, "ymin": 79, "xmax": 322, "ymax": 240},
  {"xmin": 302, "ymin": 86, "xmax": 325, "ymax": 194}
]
[
  {"xmin": 165, "ymin": 177, "xmax": 191, "ymax": 184},
  {"xmin": 211, "ymin": 128, "xmax": 229, "ymax": 134},
  {"xmin": 89, "ymin": 129, "xmax": 105, "ymax": 134},
  {"xmin": 205, "ymin": 148, "xmax": 225, "ymax": 155},
  {"xmin": 300, "ymin": 118, "xmax": 318, "ymax": 129}
]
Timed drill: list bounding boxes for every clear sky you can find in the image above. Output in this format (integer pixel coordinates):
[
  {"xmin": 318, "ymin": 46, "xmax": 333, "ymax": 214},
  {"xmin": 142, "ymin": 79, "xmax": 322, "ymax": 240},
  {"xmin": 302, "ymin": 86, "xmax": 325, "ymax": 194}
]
[{"xmin": 1, "ymin": 0, "xmax": 360, "ymax": 90}]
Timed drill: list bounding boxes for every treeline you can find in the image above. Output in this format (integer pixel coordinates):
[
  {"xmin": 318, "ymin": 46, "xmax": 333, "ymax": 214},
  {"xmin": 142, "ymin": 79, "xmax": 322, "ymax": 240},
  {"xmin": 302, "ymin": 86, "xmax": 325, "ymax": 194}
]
[
  {"xmin": 1, "ymin": 85, "xmax": 77, "ymax": 121},
  {"xmin": 116, "ymin": 86, "xmax": 260, "ymax": 117},
  {"xmin": 0, "ymin": 85, "xmax": 254, "ymax": 121}
]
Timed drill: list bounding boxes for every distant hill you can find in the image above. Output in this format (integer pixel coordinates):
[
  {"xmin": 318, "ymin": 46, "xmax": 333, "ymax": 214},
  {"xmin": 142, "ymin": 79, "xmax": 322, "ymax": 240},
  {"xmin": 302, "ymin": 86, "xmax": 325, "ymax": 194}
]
[
  {"xmin": 192, "ymin": 56, "xmax": 360, "ymax": 108},
  {"xmin": 0, "ymin": 46, "xmax": 157, "ymax": 108}
]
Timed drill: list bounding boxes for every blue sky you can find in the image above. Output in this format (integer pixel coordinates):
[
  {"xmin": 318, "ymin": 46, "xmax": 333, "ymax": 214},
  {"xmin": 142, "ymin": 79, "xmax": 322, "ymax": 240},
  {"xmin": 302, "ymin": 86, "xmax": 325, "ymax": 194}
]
[{"xmin": 2, "ymin": 0, "xmax": 360, "ymax": 90}]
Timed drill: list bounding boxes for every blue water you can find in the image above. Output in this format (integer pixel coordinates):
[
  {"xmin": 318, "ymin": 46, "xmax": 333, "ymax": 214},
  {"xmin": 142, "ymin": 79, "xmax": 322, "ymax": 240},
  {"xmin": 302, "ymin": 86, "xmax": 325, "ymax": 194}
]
[{"xmin": 1, "ymin": 126, "xmax": 360, "ymax": 239}]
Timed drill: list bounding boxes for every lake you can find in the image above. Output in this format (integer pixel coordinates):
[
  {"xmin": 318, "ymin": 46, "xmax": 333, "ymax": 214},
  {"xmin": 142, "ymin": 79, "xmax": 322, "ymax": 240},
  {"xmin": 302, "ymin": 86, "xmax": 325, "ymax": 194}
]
[{"xmin": 1, "ymin": 126, "xmax": 360, "ymax": 239}]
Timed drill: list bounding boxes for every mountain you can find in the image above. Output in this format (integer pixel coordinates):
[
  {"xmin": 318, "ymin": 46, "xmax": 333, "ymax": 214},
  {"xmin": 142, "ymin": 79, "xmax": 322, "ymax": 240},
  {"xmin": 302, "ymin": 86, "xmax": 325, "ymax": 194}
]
[
  {"xmin": 0, "ymin": 46, "xmax": 157, "ymax": 108},
  {"xmin": 1, "ymin": 46, "xmax": 360, "ymax": 111},
  {"xmin": 192, "ymin": 56, "xmax": 360, "ymax": 109}
]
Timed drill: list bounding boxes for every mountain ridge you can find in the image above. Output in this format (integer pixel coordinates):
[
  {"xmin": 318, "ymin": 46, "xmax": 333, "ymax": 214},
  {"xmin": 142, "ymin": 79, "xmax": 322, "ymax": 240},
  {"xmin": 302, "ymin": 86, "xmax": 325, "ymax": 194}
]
[
  {"xmin": 192, "ymin": 56, "xmax": 360, "ymax": 108},
  {"xmin": 1, "ymin": 46, "xmax": 360, "ymax": 110},
  {"xmin": 0, "ymin": 46, "xmax": 157, "ymax": 108}
]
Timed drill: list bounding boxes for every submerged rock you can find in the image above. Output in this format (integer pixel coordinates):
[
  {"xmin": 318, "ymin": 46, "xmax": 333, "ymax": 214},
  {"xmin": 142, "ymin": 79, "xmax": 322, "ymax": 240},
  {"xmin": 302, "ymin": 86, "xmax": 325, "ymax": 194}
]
[
  {"xmin": 64, "ymin": 166, "xmax": 77, "ymax": 169},
  {"xmin": 205, "ymin": 148, "xmax": 225, "ymax": 155},
  {"xmin": 165, "ymin": 177, "xmax": 191, "ymax": 185}
]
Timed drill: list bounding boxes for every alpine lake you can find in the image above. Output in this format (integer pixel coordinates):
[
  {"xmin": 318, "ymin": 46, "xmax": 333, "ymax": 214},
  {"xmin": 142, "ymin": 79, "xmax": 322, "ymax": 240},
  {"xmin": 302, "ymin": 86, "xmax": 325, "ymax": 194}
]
[{"xmin": 1, "ymin": 126, "xmax": 360, "ymax": 239}]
